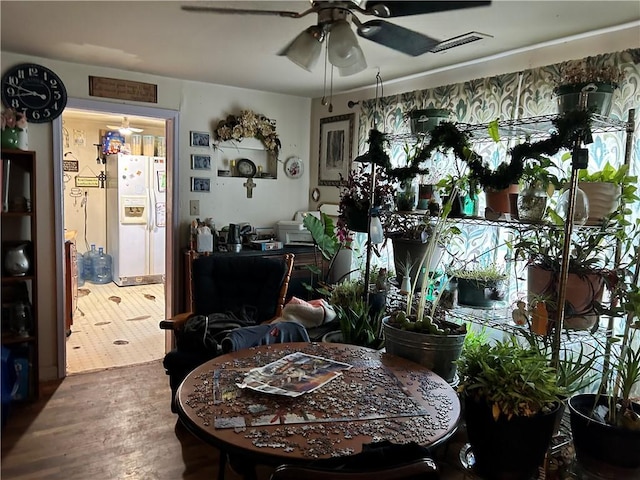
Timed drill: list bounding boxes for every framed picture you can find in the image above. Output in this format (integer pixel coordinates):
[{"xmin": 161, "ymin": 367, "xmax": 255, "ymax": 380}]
[
  {"xmin": 190, "ymin": 131, "xmax": 211, "ymax": 147},
  {"xmin": 318, "ymin": 113, "xmax": 354, "ymax": 186},
  {"xmin": 190, "ymin": 177, "xmax": 211, "ymax": 192},
  {"xmin": 191, "ymin": 154, "xmax": 211, "ymax": 170}
]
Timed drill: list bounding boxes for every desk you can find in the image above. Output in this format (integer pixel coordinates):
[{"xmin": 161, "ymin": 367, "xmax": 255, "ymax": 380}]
[{"xmin": 177, "ymin": 342, "xmax": 461, "ymax": 473}]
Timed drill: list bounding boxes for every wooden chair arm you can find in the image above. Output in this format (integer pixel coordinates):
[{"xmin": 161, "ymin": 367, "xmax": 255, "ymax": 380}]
[
  {"xmin": 276, "ymin": 253, "xmax": 295, "ymax": 318},
  {"xmin": 159, "ymin": 311, "xmax": 193, "ymax": 331}
]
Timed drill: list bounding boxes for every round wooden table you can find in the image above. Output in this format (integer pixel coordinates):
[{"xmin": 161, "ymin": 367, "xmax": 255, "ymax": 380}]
[{"xmin": 177, "ymin": 342, "xmax": 461, "ymax": 472}]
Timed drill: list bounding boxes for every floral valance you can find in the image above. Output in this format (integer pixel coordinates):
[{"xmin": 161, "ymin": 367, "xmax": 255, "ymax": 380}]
[{"xmin": 214, "ymin": 110, "xmax": 280, "ymax": 155}]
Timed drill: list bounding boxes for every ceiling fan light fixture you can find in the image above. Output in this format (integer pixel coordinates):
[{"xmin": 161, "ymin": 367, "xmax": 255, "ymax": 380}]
[
  {"xmin": 337, "ymin": 45, "xmax": 367, "ymax": 76},
  {"xmin": 283, "ymin": 25, "xmax": 325, "ymax": 72},
  {"xmin": 106, "ymin": 116, "xmax": 143, "ymax": 135},
  {"xmin": 327, "ymin": 19, "xmax": 363, "ymax": 68}
]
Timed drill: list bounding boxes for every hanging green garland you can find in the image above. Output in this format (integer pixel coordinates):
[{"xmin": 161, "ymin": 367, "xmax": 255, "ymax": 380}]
[{"xmin": 360, "ymin": 110, "xmax": 594, "ymax": 190}]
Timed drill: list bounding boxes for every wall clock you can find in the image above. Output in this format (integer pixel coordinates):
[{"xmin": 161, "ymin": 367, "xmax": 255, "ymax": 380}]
[
  {"xmin": 1, "ymin": 63, "xmax": 68, "ymax": 123},
  {"xmin": 236, "ymin": 158, "xmax": 257, "ymax": 177}
]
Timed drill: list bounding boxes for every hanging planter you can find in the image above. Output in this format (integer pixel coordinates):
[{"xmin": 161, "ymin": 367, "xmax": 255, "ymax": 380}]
[
  {"xmin": 556, "ymin": 82, "xmax": 616, "ymax": 116},
  {"xmin": 554, "ymin": 62, "xmax": 621, "ymax": 117},
  {"xmin": 409, "ymin": 108, "xmax": 451, "ymax": 134}
]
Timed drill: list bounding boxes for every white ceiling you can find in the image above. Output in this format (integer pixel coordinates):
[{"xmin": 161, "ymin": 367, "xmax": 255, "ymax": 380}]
[{"xmin": 1, "ymin": 1, "xmax": 639, "ymax": 99}]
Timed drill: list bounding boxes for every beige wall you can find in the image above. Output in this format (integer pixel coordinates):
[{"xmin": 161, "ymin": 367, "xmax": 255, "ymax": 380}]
[{"xmin": 1, "ymin": 52, "xmax": 312, "ymax": 380}]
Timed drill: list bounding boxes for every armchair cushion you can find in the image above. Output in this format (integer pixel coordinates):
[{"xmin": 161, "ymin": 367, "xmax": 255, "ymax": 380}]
[{"xmin": 192, "ymin": 255, "xmax": 287, "ymax": 323}]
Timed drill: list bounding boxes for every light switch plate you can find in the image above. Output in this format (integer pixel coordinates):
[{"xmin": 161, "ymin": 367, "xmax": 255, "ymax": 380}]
[{"xmin": 190, "ymin": 199, "xmax": 200, "ymax": 216}]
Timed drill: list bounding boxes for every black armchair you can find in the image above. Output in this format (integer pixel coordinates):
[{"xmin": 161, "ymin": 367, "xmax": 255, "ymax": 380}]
[{"xmin": 160, "ymin": 253, "xmax": 294, "ymax": 412}]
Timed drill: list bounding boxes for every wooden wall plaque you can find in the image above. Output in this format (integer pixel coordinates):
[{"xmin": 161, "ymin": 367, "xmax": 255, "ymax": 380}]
[{"xmin": 89, "ymin": 76, "xmax": 158, "ymax": 103}]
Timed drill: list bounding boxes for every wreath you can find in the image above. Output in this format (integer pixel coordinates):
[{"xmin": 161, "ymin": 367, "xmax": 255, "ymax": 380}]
[
  {"xmin": 360, "ymin": 110, "xmax": 594, "ymax": 190},
  {"xmin": 214, "ymin": 110, "xmax": 281, "ymax": 155}
]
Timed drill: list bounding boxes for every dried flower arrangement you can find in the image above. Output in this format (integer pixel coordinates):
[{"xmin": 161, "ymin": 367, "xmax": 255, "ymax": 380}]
[
  {"xmin": 556, "ymin": 60, "xmax": 623, "ymax": 90},
  {"xmin": 214, "ymin": 109, "xmax": 281, "ymax": 154}
]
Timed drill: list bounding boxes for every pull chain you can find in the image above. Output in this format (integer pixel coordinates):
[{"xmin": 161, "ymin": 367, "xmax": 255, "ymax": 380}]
[
  {"xmin": 329, "ymin": 63, "xmax": 334, "ymax": 112},
  {"xmin": 321, "ymin": 43, "xmax": 329, "ymax": 107}
]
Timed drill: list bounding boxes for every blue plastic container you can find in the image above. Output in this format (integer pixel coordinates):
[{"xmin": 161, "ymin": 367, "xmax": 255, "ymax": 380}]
[
  {"xmin": 77, "ymin": 252, "xmax": 85, "ymax": 287},
  {"xmin": 92, "ymin": 247, "xmax": 113, "ymax": 284},
  {"xmin": 83, "ymin": 244, "xmax": 98, "ymax": 283}
]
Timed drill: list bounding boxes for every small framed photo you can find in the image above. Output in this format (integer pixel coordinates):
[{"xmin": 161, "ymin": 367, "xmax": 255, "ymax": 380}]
[
  {"xmin": 190, "ymin": 177, "xmax": 211, "ymax": 192},
  {"xmin": 191, "ymin": 154, "xmax": 211, "ymax": 170},
  {"xmin": 190, "ymin": 131, "xmax": 211, "ymax": 147}
]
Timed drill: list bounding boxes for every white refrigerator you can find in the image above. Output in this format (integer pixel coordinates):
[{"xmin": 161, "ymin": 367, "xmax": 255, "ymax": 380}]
[{"xmin": 106, "ymin": 154, "xmax": 166, "ymax": 286}]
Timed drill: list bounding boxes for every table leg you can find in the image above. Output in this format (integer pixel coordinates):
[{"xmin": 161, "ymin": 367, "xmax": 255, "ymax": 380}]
[{"xmin": 217, "ymin": 452, "xmax": 227, "ymax": 480}]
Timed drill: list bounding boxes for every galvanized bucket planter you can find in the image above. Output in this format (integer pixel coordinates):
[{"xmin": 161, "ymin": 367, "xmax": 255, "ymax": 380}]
[{"xmin": 382, "ymin": 316, "xmax": 465, "ymax": 383}]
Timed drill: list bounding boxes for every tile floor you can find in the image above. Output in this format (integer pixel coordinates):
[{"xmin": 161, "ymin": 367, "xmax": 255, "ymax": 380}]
[{"xmin": 65, "ymin": 281, "xmax": 166, "ymax": 374}]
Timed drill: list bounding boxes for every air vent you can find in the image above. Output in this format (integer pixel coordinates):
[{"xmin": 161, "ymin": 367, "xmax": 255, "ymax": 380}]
[{"xmin": 430, "ymin": 31, "xmax": 492, "ymax": 53}]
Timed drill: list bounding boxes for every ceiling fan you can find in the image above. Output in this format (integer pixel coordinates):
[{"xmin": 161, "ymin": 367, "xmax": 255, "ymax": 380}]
[
  {"xmin": 182, "ymin": 1, "xmax": 491, "ymax": 76},
  {"xmin": 106, "ymin": 117, "xmax": 144, "ymax": 135}
]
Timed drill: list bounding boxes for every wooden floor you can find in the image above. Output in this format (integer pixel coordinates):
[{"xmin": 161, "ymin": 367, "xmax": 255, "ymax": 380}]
[
  {"xmin": 0, "ymin": 360, "xmax": 275, "ymax": 480},
  {"xmin": 1, "ymin": 360, "xmax": 472, "ymax": 480}
]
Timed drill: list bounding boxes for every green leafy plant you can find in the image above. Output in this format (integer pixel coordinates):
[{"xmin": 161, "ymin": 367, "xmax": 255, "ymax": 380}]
[
  {"xmin": 448, "ymin": 263, "xmax": 507, "ymax": 284},
  {"xmin": 337, "ymin": 164, "xmax": 395, "ymax": 243},
  {"xmin": 457, "ymin": 336, "xmax": 566, "ymax": 420},
  {"xmin": 334, "ymin": 297, "xmax": 384, "ymax": 349}
]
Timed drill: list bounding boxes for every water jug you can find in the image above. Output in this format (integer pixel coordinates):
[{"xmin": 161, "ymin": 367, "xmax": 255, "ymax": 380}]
[
  {"xmin": 84, "ymin": 244, "xmax": 98, "ymax": 283},
  {"xmin": 92, "ymin": 247, "xmax": 113, "ymax": 284},
  {"xmin": 77, "ymin": 252, "xmax": 85, "ymax": 287}
]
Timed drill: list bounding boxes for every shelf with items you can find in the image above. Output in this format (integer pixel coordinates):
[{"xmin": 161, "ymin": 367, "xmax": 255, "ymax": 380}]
[
  {"xmin": 383, "ymin": 108, "xmax": 635, "ymax": 352},
  {"xmin": 386, "ymin": 113, "xmax": 630, "ymax": 145},
  {"xmin": 1, "ymin": 148, "xmax": 39, "ymax": 401},
  {"xmin": 214, "ymin": 139, "xmax": 278, "ymax": 179}
]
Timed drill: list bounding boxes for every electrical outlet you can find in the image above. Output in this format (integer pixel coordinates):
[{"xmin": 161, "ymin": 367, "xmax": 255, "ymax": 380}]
[{"xmin": 190, "ymin": 199, "xmax": 200, "ymax": 216}]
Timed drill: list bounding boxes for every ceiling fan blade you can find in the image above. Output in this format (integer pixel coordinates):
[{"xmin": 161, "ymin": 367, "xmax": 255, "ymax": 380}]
[
  {"xmin": 364, "ymin": 1, "xmax": 491, "ymax": 17},
  {"xmin": 181, "ymin": 5, "xmax": 313, "ymax": 19},
  {"xmin": 129, "ymin": 127, "xmax": 144, "ymax": 133},
  {"xmin": 357, "ymin": 20, "xmax": 439, "ymax": 56}
]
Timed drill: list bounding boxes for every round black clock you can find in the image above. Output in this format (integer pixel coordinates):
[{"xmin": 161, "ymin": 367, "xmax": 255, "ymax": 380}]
[{"xmin": 1, "ymin": 63, "xmax": 68, "ymax": 123}]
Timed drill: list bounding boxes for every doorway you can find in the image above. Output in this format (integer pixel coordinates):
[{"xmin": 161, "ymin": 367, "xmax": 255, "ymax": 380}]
[{"xmin": 53, "ymin": 100, "xmax": 179, "ymax": 378}]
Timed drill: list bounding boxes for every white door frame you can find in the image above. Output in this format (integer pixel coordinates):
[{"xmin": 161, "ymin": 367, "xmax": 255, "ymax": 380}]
[{"xmin": 52, "ymin": 98, "xmax": 179, "ymax": 379}]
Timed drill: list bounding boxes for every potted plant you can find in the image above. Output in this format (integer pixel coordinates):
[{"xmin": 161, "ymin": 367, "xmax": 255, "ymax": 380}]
[
  {"xmin": 449, "ymin": 262, "xmax": 507, "ymax": 308},
  {"xmin": 456, "ymin": 336, "xmax": 566, "ymax": 480},
  {"xmin": 436, "ymin": 171, "xmax": 480, "ymax": 219},
  {"xmin": 321, "ymin": 268, "xmax": 388, "ymax": 349},
  {"xmin": 337, "ymin": 164, "xmax": 395, "ymax": 237},
  {"xmin": 575, "ymin": 161, "xmax": 638, "ymax": 225},
  {"xmin": 382, "ymin": 193, "xmax": 467, "ymax": 384},
  {"xmin": 408, "ymin": 108, "xmax": 451, "ymax": 134},
  {"xmin": 385, "ymin": 214, "xmax": 456, "ymax": 290},
  {"xmin": 567, "ymin": 242, "xmax": 640, "ymax": 477},
  {"xmin": 554, "ymin": 60, "xmax": 622, "ymax": 116},
  {"xmin": 516, "ymin": 156, "xmax": 564, "ymax": 221},
  {"xmin": 514, "ymin": 205, "xmax": 640, "ymax": 331}
]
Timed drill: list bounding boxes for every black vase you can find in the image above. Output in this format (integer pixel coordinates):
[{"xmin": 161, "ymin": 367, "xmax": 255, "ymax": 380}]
[
  {"xmin": 568, "ymin": 393, "xmax": 640, "ymax": 478},
  {"xmin": 464, "ymin": 395, "xmax": 561, "ymax": 480}
]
